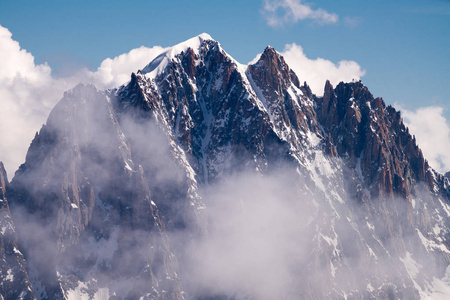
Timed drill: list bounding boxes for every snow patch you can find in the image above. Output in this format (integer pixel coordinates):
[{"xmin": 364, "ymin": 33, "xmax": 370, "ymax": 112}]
[
  {"xmin": 143, "ymin": 33, "xmax": 214, "ymax": 79},
  {"xmin": 417, "ymin": 229, "xmax": 450, "ymax": 253},
  {"xmin": 433, "ymin": 224, "xmax": 441, "ymax": 235},
  {"xmin": 321, "ymin": 233, "xmax": 338, "ymax": 249},
  {"xmin": 438, "ymin": 198, "xmax": 450, "ymax": 217},
  {"xmin": 400, "ymin": 252, "xmax": 420, "ymax": 279},
  {"xmin": 366, "ymin": 221, "xmax": 374, "ymax": 231},
  {"xmin": 330, "ymin": 261, "xmax": 336, "ymax": 277},
  {"xmin": 245, "ymin": 70, "xmax": 272, "ymax": 121},
  {"xmin": 124, "ymin": 160, "xmax": 133, "ymax": 171},
  {"xmin": 427, "ymin": 265, "xmax": 450, "ymax": 300},
  {"xmin": 66, "ymin": 282, "xmax": 110, "ymax": 300},
  {"xmin": 306, "ymin": 131, "xmax": 321, "ymax": 148},
  {"xmin": 5, "ymin": 269, "xmax": 13, "ymax": 281}
]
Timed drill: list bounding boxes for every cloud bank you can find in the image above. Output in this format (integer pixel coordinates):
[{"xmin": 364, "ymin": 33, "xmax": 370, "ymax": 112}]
[
  {"xmin": 0, "ymin": 25, "xmax": 166, "ymax": 178},
  {"xmin": 0, "ymin": 25, "xmax": 63, "ymax": 179},
  {"xmin": 280, "ymin": 43, "xmax": 366, "ymax": 96},
  {"xmin": 262, "ymin": 0, "xmax": 339, "ymax": 27},
  {"xmin": 400, "ymin": 105, "xmax": 450, "ymax": 174},
  {"xmin": 85, "ymin": 45, "xmax": 165, "ymax": 89}
]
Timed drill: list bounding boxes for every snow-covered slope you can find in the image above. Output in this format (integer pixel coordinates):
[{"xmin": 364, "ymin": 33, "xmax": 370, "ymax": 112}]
[{"xmin": 142, "ymin": 33, "xmax": 213, "ymax": 79}]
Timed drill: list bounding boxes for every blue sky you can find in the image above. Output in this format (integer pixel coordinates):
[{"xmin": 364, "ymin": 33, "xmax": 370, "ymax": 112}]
[
  {"xmin": 0, "ymin": 0, "xmax": 449, "ymax": 175},
  {"xmin": 0, "ymin": 0, "xmax": 448, "ymax": 114}
]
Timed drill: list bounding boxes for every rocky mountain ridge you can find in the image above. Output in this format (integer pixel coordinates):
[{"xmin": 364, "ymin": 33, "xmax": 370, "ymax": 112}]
[{"xmin": 0, "ymin": 34, "xmax": 449, "ymax": 299}]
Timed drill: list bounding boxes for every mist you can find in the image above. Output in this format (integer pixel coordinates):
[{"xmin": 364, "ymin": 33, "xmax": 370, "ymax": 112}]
[
  {"xmin": 180, "ymin": 169, "xmax": 314, "ymax": 299},
  {"xmin": 3, "ymin": 80, "xmax": 450, "ymax": 299},
  {"xmin": 169, "ymin": 163, "xmax": 450, "ymax": 299}
]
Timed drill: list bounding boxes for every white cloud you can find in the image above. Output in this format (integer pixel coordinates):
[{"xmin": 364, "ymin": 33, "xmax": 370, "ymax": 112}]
[
  {"xmin": 399, "ymin": 106, "xmax": 450, "ymax": 174},
  {"xmin": 0, "ymin": 25, "xmax": 68, "ymax": 179},
  {"xmin": 0, "ymin": 27, "xmax": 51, "ymax": 84},
  {"xmin": 279, "ymin": 43, "xmax": 365, "ymax": 96},
  {"xmin": 0, "ymin": 24, "xmax": 165, "ymax": 178},
  {"xmin": 262, "ymin": 0, "xmax": 338, "ymax": 27},
  {"xmin": 84, "ymin": 45, "xmax": 165, "ymax": 89}
]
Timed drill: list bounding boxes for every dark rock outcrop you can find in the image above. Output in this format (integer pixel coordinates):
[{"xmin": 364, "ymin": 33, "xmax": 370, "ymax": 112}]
[{"xmin": 317, "ymin": 80, "xmax": 433, "ymax": 201}]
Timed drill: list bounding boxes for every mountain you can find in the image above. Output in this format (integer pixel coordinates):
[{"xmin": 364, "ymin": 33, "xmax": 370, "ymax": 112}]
[
  {"xmin": 0, "ymin": 162, "xmax": 35, "ymax": 299},
  {"xmin": 0, "ymin": 34, "xmax": 449, "ymax": 299}
]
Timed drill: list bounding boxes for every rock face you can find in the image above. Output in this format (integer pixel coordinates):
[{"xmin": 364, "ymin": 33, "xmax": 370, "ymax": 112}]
[
  {"xmin": 7, "ymin": 86, "xmax": 184, "ymax": 299},
  {"xmin": 0, "ymin": 162, "xmax": 36, "ymax": 300},
  {"xmin": 0, "ymin": 34, "xmax": 450, "ymax": 299},
  {"xmin": 318, "ymin": 80, "xmax": 432, "ymax": 200}
]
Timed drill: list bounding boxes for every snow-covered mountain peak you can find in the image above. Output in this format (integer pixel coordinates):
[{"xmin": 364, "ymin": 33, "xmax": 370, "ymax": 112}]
[
  {"xmin": 3, "ymin": 33, "xmax": 450, "ymax": 300},
  {"xmin": 142, "ymin": 33, "xmax": 216, "ymax": 79},
  {"xmin": 196, "ymin": 32, "xmax": 214, "ymax": 42}
]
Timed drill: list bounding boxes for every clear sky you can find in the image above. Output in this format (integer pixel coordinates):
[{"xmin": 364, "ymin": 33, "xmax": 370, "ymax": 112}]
[
  {"xmin": 1, "ymin": 0, "xmax": 449, "ymax": 111},
  {"xmin": 0, "ymin": 0, "xmax": 449, "ymax": 175}
]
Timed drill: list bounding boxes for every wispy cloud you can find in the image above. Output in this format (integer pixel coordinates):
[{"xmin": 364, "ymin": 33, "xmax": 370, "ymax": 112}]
[
  {"xmin": 262, "ymin": 0, "xmax": 339, "ymax": 27},
  {"xmin": 343, "ymin": 16, "xmax": 361, "ymax": 28},
  {"xmin": 399, "ymin": 105, "xmax": 450, "ymax": 174}
]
